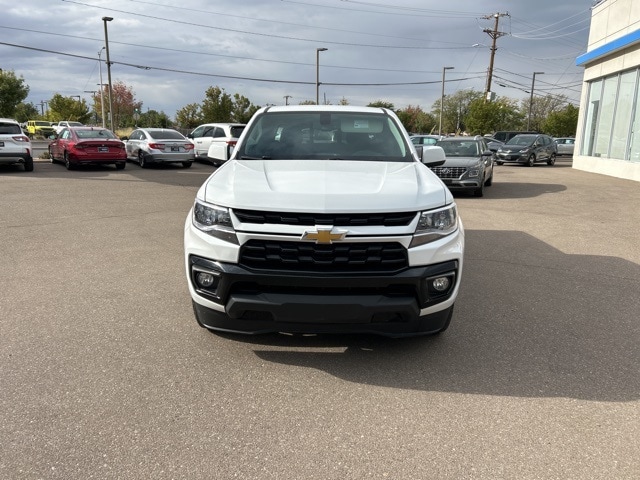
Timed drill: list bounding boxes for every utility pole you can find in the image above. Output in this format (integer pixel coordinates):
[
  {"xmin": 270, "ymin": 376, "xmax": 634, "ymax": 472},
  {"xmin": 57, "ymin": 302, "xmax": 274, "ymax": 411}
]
[
  {"xmin": 284, "ymin": 95, "xmax": 292, "ymax": 105},
  {"xmin": 482, "ymin": 12, "xmax": 509, "ymax": 101}
]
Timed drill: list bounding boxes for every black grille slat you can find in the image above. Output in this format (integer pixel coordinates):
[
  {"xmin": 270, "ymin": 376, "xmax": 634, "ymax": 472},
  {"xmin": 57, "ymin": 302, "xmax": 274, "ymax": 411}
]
[
  {"xmin": 234, "ymin": 209, "xmax": 415, "ymax": 227},
  {"xmin": 239, "ymin": 240, "xmax": 408, "ymax": 273},
  {"xmin": 431, "ymin": 167, "xmax": 467, "ymax": 179}
]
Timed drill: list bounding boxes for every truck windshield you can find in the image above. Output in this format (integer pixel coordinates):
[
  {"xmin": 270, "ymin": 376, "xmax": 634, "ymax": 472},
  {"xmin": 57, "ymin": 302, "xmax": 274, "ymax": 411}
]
[{"xmin": 237, "ymin": 111, "xmax": 411, "ymax": 162}]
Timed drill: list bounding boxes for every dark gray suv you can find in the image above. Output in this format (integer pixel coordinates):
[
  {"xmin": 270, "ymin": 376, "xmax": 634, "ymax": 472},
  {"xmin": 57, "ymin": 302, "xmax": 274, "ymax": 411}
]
[
  {"xmin": 433, "ymin": 136, "xmax": 495, "ymax": 197},
  {"xmin": 495, "ymin": 134, "xmax": 557, "ymax": 167}
]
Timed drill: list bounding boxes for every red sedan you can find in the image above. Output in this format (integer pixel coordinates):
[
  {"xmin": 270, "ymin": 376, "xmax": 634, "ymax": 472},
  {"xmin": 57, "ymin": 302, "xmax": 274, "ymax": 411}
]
[{"xmin": 49, "ymin": 127, "xmax": 127, "ymax": 170}]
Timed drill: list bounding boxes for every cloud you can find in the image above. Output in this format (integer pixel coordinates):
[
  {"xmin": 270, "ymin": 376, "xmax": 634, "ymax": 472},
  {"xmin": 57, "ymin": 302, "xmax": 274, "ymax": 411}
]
[{"xmin": 0, "ymin": 0, "xmax": 590, "ymax": 119}]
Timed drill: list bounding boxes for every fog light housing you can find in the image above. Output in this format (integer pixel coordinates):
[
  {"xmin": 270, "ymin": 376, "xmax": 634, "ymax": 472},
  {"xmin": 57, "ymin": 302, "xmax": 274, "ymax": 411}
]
[
  {"xmin": 192, "ymin": 265, "xmax": 221, "ymax": 299},
  {"xmin": 196, "ymin": 272, "xmax": 217, "ymax": 288},
  {"xmin": 423, "ymin": 271, "xmax": 456, "ymax": 305},
  {"xmin": 432, "ymin": 276, "xmax": 450, "ymax": 292}
]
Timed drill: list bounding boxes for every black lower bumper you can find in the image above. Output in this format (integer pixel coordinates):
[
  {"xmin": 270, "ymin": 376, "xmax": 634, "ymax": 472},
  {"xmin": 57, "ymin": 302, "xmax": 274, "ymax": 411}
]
[{"xmin": 188, "ymin": 255, "xmax": 458, "ymax": 337}]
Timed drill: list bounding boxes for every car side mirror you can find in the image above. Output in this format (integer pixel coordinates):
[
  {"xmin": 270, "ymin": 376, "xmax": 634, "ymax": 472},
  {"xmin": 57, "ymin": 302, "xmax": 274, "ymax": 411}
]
[
  {"xmin": 419, "ymin": 145, "xmax": 446, "ymax": 167},
  {"xmin": 482, "ymin": 150, "xmax": 493, "ymax": 156}
]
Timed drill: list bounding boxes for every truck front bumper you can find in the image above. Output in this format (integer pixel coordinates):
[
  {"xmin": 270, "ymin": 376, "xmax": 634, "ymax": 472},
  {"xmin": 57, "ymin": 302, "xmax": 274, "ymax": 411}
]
[{"xmin": 188, "ymin": 255, "xmax": 459, "ymax": 337}]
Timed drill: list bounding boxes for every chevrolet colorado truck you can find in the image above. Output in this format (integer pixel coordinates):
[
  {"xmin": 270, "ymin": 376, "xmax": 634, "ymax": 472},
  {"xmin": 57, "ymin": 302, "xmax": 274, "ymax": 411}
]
[{"xmin": 184, "ymin": 105, "xmax": 464, "ymax": 337}]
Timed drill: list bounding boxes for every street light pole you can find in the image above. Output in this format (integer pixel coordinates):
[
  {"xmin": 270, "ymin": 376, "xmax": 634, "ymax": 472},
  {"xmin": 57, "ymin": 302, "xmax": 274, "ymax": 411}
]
[
  {"xmin": 527, "ymin": 72, "xmax": 544, "ymax": 130},
  {"xmin": 98, "ymin": 47, "xmax": 106, "ymax": 128},
  {"xmin": 439, "ymin": 66, "xmax": 454, "ymax": 137},
  {"xmin": 316, "ymin": 48, "xmax": 328, "ymax": 105},
  {"xmin": 102, "ymin": 17, "xmax": 114, "ymax": 132}
]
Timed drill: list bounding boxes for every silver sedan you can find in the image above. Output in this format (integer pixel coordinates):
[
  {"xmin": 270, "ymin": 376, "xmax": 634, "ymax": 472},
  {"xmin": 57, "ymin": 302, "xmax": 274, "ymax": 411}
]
[{"xmin": 124, "ymin": 128, "xmax": 195, "ymax": 168}]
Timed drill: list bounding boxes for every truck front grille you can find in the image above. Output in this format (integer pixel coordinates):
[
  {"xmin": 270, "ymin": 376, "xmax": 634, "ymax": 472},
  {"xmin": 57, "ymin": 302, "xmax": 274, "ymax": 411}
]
[
  {"xmin": 239, "ymin": 240, "xmax": 408, "ymax": 273},
  {"xmin": 233, "ymin": 209, "xmax": 416, "ymax": 227}
]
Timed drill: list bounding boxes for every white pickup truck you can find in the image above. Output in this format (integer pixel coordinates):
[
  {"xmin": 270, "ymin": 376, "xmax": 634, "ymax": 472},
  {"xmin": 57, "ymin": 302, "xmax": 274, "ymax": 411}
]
[
  {"xmin": 184, "ymin": 105, "xmax": 464, "ymax": 337},
  {"xmin": 53, "ymin": 121, "xmax": 84, "ymax": 134}
]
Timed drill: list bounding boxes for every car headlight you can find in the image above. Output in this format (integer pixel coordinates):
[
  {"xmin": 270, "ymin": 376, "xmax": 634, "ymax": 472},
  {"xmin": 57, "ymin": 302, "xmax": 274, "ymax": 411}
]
[
  {"xmin": 518, "ymin": 148, "xmax": 531, "ymax": 153},
  {"xmin": 192, "ymin": 199, "xmax": 238, "ymax": 243},
  {"xmin": 410, "ymin": 204, "xmax": 458, "ymax": 248}
]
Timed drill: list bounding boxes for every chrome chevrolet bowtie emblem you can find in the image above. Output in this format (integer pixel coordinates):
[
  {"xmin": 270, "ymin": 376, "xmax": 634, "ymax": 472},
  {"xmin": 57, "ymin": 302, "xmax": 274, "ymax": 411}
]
[{"xmin": 301, "ymin": 226, "xmax": 347, "ymax": 244}]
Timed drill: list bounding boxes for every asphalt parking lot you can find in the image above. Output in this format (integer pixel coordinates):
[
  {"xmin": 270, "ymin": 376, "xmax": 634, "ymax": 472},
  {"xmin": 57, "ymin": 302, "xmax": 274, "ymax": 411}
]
[{"xmin": 1, "ymin": 157, "xmax": 639, "ymax": 479}]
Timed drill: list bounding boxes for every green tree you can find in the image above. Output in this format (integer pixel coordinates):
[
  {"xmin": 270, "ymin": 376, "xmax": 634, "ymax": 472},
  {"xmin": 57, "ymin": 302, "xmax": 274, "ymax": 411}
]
[
  {"xmin": 0, "ymin": 70, "xmax": 30, "ymax": 118},
  {"xmin": 47, "ymin": 94, "xmax": 92, "ymax": 123},
  {"xmin": 521, "ymin": 94, "xmax": 568, "ymax": 133},
  {"xmin": 138, "ymin": 109, "xmax": 171, "ymax": 128},
  {"xmin": 542, "ymin": 104, "xmax": 579, "ymax": 137},
  {"xmin": 431, "ymin": 89, "xmax": 484, "ymax": 134},
  {"xmin": 13, "ymin": 102, "xmax": 40, "ymax": 123},
  {"xmin": 465, "ymin": 97, "xmax": 523, "ymax": 134},
  {"xmin": 231, "ymin": 93, "xmax": 260, "ymax": 123},
  {"xmin": 368, "ymin": 100, "xmax": 395, "ymax": 110},
  {"xmin": 201, "ymin": 86, "xmax": 234, "ymax": 122},
  {"xmin": 396, "ymin": 105, "xmax": 436, "ymax": 134},
  {"xmin": 175, "ymin": 103, "xmax": 204, "ymax": 129}
]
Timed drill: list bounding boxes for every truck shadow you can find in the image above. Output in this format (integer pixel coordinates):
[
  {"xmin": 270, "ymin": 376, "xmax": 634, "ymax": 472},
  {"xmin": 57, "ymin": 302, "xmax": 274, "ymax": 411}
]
[{"xmin": 238, "ymin": 229, "xmax": 640, "ymax": 402}]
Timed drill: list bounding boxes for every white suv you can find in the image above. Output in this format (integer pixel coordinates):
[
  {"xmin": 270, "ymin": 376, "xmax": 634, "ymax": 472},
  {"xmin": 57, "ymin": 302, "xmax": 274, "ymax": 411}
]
[
  {"xmin": 187, "ymin": 123, "xmax": 245, "ymax": 166},
  {"xmin": 0, "ymin": 118, "xmax": 33, "ymax": 171}
]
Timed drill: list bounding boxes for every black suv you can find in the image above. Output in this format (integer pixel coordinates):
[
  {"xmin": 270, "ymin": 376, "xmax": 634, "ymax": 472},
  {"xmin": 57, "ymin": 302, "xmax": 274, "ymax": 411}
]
[
  {"xmin": 433, "ymin": 136, "xmax": 495, "ymax": 197},
  {"xmin": 495, "ymin": 134, "xmax": 557, "ymax": 167}
]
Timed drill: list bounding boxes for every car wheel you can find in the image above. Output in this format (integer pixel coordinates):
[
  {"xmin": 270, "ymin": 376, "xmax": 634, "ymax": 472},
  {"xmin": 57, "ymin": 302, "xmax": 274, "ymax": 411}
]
[
  {"xmin": 485, "ymin": 168, "xmax": 493, "ymax": 186},
  {"xmin": 547, "ymin": 153, "xmax": 556, "ymax": 166},
  {"xmin": 64, "ymin": 151, "xmax": 74, "ymax": 170},
  {"xmin": 24, "ymin": 157, "xmax": 34, "ymax": 172},
  {"xmin": 527, "ymin": 154, "xmax": 536, "ymax": 167},
  {"xmin": 115, "ymin": 162, "xmax": 126, "ymax": 170},
  {"xmin": 473, "ymin": 178, "xmax": 485, "ymax": 197},
  {"xmin": 496, "ymin": 161, "xmax": 504, "ymax": 166},
  {"xmin": 49, "ymin": 146, "xmax": 56, "ymax": 163},
  {"xmin": 138, "ymin": 151, "xmax": 147, "ymax": 168},
  {"xmin": 182, "ymin": 161, "xmax": 192, "ymax": 168}
]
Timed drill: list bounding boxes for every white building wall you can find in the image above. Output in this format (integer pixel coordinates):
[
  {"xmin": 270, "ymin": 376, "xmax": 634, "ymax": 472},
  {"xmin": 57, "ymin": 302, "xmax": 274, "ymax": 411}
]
[{"xmin": 574, "ymin": 0, "xmax": 640, "ymax": 181}]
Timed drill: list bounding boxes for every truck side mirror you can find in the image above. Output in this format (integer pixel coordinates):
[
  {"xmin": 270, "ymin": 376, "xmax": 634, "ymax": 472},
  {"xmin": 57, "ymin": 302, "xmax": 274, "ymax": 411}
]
[{"xmin": 419, "ymin": 145, "xmax": 446, "ymax": 167}]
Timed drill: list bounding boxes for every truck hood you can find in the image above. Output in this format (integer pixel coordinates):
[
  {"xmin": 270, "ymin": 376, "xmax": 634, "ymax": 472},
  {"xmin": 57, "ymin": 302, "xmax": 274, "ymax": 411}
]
[{"xmin": 198, "ymin": 159, "xmax": 451, "ymax": 212}]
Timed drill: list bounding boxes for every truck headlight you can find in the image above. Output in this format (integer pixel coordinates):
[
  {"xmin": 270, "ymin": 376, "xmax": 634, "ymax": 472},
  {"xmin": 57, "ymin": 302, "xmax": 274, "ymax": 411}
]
[
  {"xmin": 410, "ymin": 204, "xmax": 458, "ymax": 247},
  {"xmin": 192, "ymin": 200, "xmax": 238, "ymax": 243}
]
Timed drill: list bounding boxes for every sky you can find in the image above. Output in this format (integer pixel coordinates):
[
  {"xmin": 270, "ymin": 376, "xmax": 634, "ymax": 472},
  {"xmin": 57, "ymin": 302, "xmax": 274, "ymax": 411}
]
[{"xmin": 0, "ymin": 0, "xmax": 595, "ymax": 120}]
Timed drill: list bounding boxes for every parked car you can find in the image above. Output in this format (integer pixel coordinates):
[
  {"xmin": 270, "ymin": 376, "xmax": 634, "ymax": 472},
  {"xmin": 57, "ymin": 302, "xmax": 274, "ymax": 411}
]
[
  {"xmin": 53, "ymin": 121, "xmax": 84, "ymax": 134},
  {"xmin": 433, "ymin": 136, "xmax": 494, "ymax": 197},
  {"xmin": 495, "ymin": 134, "xmax": 557, "ymax": 167},
  {"xmin": 49, "ymin": 126, "xmax": 127, "ymax": 170},
  {"xmin": 483, "ymin": 136, "xmax": 504, "ymax": 152},
  {"xmin": 26, "ymin": 120, "xmax": 56, "ymax": 138},
  {"xmin": 187, "ymin": 123, "xmax": 246, "ymax": 166},
  {"xmin": 554, "ymin": 137, "xmax": 575, "ymax": 156},
  {"xmin": 492, "ymin": 130, "xmax": 537, "ymax": 143},
  {"xmin": 0, "ymin": 118, "xmax": 33, "ymax": 171},
  {"xmin": 123, "ymin": 128, "xmax": 195, "ymax": 168},
  {"xmin": 410, "ymin": 134, "xmax": 443, "ymax": 146}
]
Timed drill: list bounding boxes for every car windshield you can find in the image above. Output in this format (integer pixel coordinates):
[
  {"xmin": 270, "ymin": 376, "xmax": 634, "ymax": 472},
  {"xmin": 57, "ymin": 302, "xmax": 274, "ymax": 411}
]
[
  {"xmin": 75, "ymin": 129, "xmax": 117, "ymax": 139},
  {"xmin": 437, "ymin": 140, "xmax": 480, "ymax": 157},
  {"xmin": 146, "ymin": 129, "xmax": 185, "ymax": 140},
  {"xmin": 236, "ymin": 111, "xmax": 410, "ymax": 161},
  {"xmin": 506, "ymin": 135, "xmax": 536, "ymax": 146}
]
